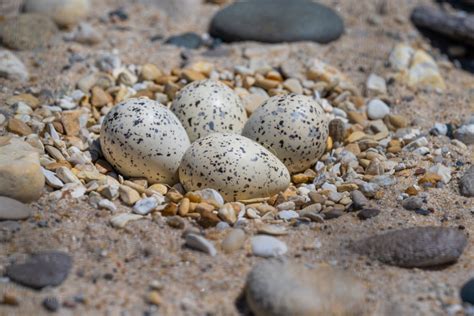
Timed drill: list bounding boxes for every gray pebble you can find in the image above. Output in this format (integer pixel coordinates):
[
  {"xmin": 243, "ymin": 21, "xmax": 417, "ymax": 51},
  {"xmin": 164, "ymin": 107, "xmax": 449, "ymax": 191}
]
[
  {"xmin": 351, "ymin": 190, "xmax": 368, "ymax": 210},
  {"xmin": 222, "ymin": 229, "xmax": 246, "ymax": 253},
  {"xmin": 460, "ymin": 166, "xmax": 474, "ymax": 197},
  {"xmin": 401, "ymin": 196, "xmax": 423, "ymax": 210},
  {"xmin": 0, "ymin": 196, "xmax": 32, "ymax": 220},
  {"xmin": 185, "ymin": 233, "xmax": 217, "ymax": 256},
  {"xmin": 251, "ymin": 235, "xmax": 287, "ymax": 257},
  {"xmin": 351, "ymin": 226, "xmax": 467, "ymax": 268}
]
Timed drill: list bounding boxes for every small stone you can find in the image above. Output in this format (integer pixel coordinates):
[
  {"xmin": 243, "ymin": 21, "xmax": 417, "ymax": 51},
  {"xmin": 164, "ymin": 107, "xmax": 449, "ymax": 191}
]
[
  {"xmin": 165, "ymin": 32, "xmax": 202, "ymax": 49},
  {"xmin": 389, "ymin": 43, "xmax": 414, "ymax": 71},
  {"xmin": 162, "ymin": 202, "xmax": 178, "ymax": 216},
  {"xmin": 140, "ymin": 63, "xmax": 162, "ymax": 81},
  {"xmin": 308, "ymin": 192, "xmax": 326, "ymax": 204},
  {"xmin": 461, "ymin": 278, "xmax": 474, "ymax": 305},
  {"xmin": 428, "ymin": 163, "xmax": 451, "ymax": 184},
  {"xmin": 276, "ymin": 201, "xmax": 295, "ymax": 211},
  {"xmin": 460, "ymin": 166, "xmax": 474, "ymax": 198},
  {"xmin": 221, "ymin": 228, "xmax": 246, "ymax": 253},
  {"xmin": 407, "ymin": 50, "xmax": 445, "ymax": 90},
  {"xmin": 366, "ymin": 73, "xmax": 387, "ymax": 95},
  {"xmin": 357, "ymin": 208, "xmax": 380, "ymax": 220},
  {"xmin": 0, "ymin": 14, "xmax": 57, "ymax": 50},
  {"xmin": 197, "ymin": 188, "xmax": 225, "ymax": 205},
  {"xmin": 42, "ymin": 168, "xmax": 64, "ymax": 189},
  {"xmin": 367, "ymin": 99, "xmax": 390, "ymax": 120},
  {"xmin": 133, "ymin": 197, "xmax": 158, "ymax": 215},
  {"xmin": 2, "ymin": 292, "xmax": 19, "ymax": 306},
  {"xmin": 218, "ymin": 203, "xmax": 237, "ymax": 224},
  {"xmin": 42, "ymin": 296, "xmax": 60, "ymax": 312},
  {"xmin": 110, "ymin": 213, "xmax": 143, "ymax": 228},
  {"xmin": 166, "ymin": 216, "xmax": 185, "ymax": 229},
  {"xmin": 7, "ymin": 117, "xmax": 33, "ymax": 136},
  {"xmin": 351, "ymin": 190, "xmax": 368, "ymax": 210},
  {"xmin": 72, "ymin": 22, "xmax": 100, "ymax": 45},
  {"xmin": 278, "ymin": 210, "xmax": 299, "ymax": 220},
  {"xmin": 401, "ymin": 196, "xmax": 423, "ymax": 210},
  {"xmin": 24, "ymin": 0, "xmax": 90, "ymax": 27},
  {"xmin": 61, "ymin": 110, "xmax": 83, "ymax": 136},
  {"xmin": 258, "ymin": 224, "xmax": 287, "ymax": 236},
  {"xmin": 328, "ymin": 118, "xmax": 345, "ymax": 143},
  {"xmin": 0, "ymin": 196, "xmax": 33, "ymax": 220},
  {"xmin": 185, "ymin": 233, "xmax": 217, "ymax": 256},
  {"xmin": 119, "ymin": 185, "xmax": 140, "ymax": 206},
  {"xmin": 91, "ymin": 86, "xmax": 112, "ymax": 107},
  {"xmin": 0, "ymin": 140, "xmax": 44, "ymax": 202},
  {"xmin": 282, "ymin": 78, "xmax": 303, "ymax": 94},
  {"xmin": 149, "ymin": 183, "xmax": 168, "ymax": 195},
  {"xmin": 251, "ymin": 235, "xmax": 287, "ymax": 258},
  {"xmin": 322, "ymin": 208, "xmax": 344, "ymax": 219},
  {"xmin": 146, "ymin": 291, "xmax": 162, "ymax": 306},
  {"xmin": 0, "ymin": 49, "xmax": 29, "ymax": 81},
  {"xmin": 198, "ymin": 209, "xmax": 221, "ymax": 228},
  {"xmin": 98, "ymin": 199, "xmax": 116, "ymax": 212},
  {"xmin": 6, "ymin": 251, "xmax": 72, "ymax": 289},
  {"xmin": 454, "ymin": 124, "xmax": 474, "ymax": 145},
  {"xmin": 242, "ymin": 93, "xmax": 267, "ymax": 116},
  {"xmin": 245, "ymin": 260, "xmax": 367, "ymax": 316},
  {"xmin": 351, "ymin": 226, "xmax": 467, "ymax": 268},
  {"xmin": 56, "ymin": 166, "xmax": 79, "ymax": 184}
]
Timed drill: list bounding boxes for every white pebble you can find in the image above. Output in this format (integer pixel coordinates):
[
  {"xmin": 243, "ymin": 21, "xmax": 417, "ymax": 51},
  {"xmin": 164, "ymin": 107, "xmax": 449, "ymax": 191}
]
[
  {"xmin": 98, "ymin": 199, "xmax": 117, "ymax": 212},
  {"xmin": 367, "ymin": 99, "xmax": 390, "ymax": 120},
  {"xmin": 185, "ymin": 234, "xmax": 217, "ymax": 256},
  {"xmin": 133, "ymin": 197, "xmax": 158, "ymax": 215},
  {"xmin": 251, "ymin": 235, "xmax": 288, "ymax": 258}
]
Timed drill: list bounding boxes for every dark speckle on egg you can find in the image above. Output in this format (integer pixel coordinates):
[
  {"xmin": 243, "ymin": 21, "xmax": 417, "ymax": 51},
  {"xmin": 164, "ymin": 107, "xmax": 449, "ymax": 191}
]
[{"xmin": 242, "ymin": 94, "xmax": 329, "ymax": 173}]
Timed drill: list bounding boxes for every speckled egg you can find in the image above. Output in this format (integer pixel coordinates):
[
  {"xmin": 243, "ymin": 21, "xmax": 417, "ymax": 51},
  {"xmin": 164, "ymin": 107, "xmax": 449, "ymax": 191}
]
[
  {"xmin": 100, "ymin": 98, "xmax": 190, "ymax": 184},
  {"xmin": 178, "ymin": 133, "xmax": 290, "ymax": 201},
  {"xmin": 170, "ymin": 79, "xmax": 247, "ymax": 142},
  {"xmin": 242, "ymin": 94, "xmax": 329, "ymax": 173}
]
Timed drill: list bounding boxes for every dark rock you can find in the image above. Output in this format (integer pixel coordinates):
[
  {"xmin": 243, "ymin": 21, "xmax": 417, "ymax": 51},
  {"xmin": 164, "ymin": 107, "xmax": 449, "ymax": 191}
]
[
  {"xmin": 165, "ymin": 32, "xmax": 202, "ymax": 49},
  {"xmin": 42, "ymin": 296, "xmax": 60, "ymax": 312},
  {"xmin": 322, "ymin": 209, "xmax": 344, "ymax": 220},
  {"xmin": 0, "ymin": 13, "xmax": 57, "ymax": 50},
  {"xmin": 0, "ymin": 196, "xmax": 33, "ymax": 220},
  {"xmin": 460, "ymin": 166, "xmax": 474, "ymax": 197},
  {"xmin": 351, "ymin": 227, "xmax": 467, "ymax": 268},
  {"xmin": 357, "ymin": 208, "xmax": 380, "ymax": 220},
  {"xmin": 209, "ymin": 0, "xmax": 344, "ymax": 43},
  {"xmin": 401, "ymin": 196, "xmax": 423, "ymax": 210},
  {"xmin": 351, "ymin": 190, "xmax": 368, "ymax": 210},
  {"xmin": 6, "ymin": 251, "xmax": 72, "ymax": 289},
  {"xmin": 328, "ymin": 118, "xmax": 345, "ymax": 143},
  {"xmin": 461, "ymin": 278, "xmax": 474, "ymax": 305},
  {"xmin": 245, "ymin": 260, "xmax": 367, "ymax": 315}
]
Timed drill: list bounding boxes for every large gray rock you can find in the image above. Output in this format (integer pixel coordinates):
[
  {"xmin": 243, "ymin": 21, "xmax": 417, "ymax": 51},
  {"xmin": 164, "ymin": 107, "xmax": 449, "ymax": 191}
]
[
  {"xmin": 460, "ymin": 166, "xmax": 474, "ymax": 197},
  {"xmin": 210, "ymin": 0, "xmax": 344, "ymax": 43},
  {"xmin": 245, "ymin": 260, "xmax": 367, "ymax": 316},
  {"xmin": 6, "ymin": 251, "xmax": 72, "ymax": 289},
  {"xmin": 351, "ymin": 226, "xmax": 467, "ymax": 268},
  {"xmin": 0, "ymin": 14, "xmax": 57, "ymax": 50}
]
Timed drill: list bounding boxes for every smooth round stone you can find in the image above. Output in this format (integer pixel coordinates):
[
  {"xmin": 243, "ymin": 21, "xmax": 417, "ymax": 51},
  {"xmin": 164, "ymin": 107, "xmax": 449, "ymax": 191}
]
[
  {"xmin": 0, "ymin": 14, "xmax": 57, "ymax": 50},
  {"xmin": 24, "ymin": 0, "xmax": 90, "ymax": 27},
  {"xmin": 461, "ymin": 278, "xmax": 474, "ymax": 305},
  {"xmin": 245, "ymin": 260, "xmax": 367, "ymax": 316},
  {"xmin": 0, "ymin": 196, "xmax": 33, "ymax": 220},
  {"xmin": 357, "ymin": 208, "xmax": 380, "ymax": 220},
  {"xmin": 367, "ymin": 99, "xmax": 390, "ymax": 120},
  {"xmin": 222, "ymin": 228, "xmax": 246, "ymax": 253},
  {"xmin": 209, "ymin": 0, "xmax": 344, "ymax": 43},
  {"xmin": 351, "ymin": 226, "xmax": 467, "ymax": 268},
  {"xmin": 6, "ymin": 251, "xmax": 72, "ymax": 289},
  {"xmin": 251, "ymin": 235, "xmax": 287, "ymax": 257}
]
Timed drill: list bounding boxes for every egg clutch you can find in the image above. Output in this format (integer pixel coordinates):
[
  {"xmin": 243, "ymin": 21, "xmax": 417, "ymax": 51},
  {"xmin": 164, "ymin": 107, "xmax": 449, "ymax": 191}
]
[{"xmin": 100, "ymin": 79, "xmax": 329, "ymax": 202}]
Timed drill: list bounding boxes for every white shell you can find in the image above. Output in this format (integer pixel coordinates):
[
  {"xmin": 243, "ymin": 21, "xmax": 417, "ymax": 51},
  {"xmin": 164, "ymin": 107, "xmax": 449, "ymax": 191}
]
[
  {"xmin": 179, "ymin": 133, "xmax": 290, "ymax": 201},
  {"xmin": 100, "ymin": 98, "xmax": 190, "ymax": 184},
  {"xmin": 242, "ymin": 94, "xmax": 329, "ymax": 173},
  {"xmin": 171, "ymin": 79, "xmax": 247, "ymax": 142}
]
